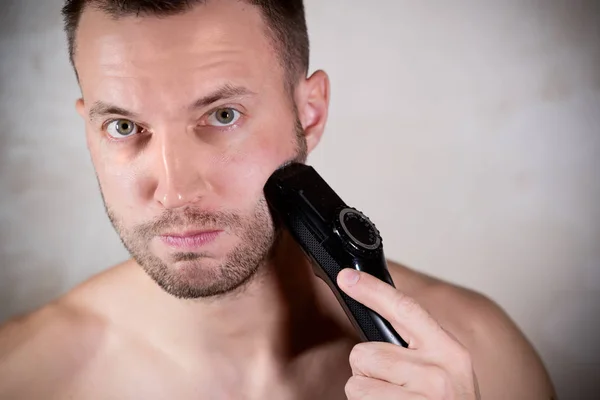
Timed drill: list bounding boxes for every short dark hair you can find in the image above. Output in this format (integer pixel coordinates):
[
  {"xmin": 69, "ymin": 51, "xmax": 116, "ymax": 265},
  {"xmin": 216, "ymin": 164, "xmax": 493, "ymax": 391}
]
[{"xmin": 61, "ymin": 0, "xmax": 309, "ymax": 90}]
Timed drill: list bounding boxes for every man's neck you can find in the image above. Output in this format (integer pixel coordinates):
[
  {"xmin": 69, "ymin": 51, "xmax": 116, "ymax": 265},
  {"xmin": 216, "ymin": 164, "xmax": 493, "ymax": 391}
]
[{"xmin": 134, "ymin": 232, "xmax": 355, "ymax": 370}]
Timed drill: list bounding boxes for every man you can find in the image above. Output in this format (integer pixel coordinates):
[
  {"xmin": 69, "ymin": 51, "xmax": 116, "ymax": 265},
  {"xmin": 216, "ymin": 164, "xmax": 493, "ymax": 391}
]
[{"xmin": 0, "ymin": 1, "xmax": 556, "ymax": 398}]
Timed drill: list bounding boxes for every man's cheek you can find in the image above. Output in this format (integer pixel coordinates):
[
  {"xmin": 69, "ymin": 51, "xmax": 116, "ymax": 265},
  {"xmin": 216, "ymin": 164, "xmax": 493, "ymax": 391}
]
[
  {"xmin": 211, "ymin": 161, "xmax": 266, "ymax": 202},
  {"xmin": 207, "ymin": 159, "xmax": 268, "ymax": 209},
  {"xmin": 92, "ymin": 142, "xmax": 150, "ymax": 201},
  {"xmin": 97, "ymin": 162, "xmax": 146, "ymax": 218},
  {"xmin": 213, "ymin": 144, "xmax": 289, "ymax": 198}
]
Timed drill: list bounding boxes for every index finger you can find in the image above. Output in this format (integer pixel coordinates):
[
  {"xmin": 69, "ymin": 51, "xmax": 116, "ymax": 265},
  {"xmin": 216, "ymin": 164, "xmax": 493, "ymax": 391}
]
[{"xmin": 337, "ymin": 268, "xmax": 447, "ymax": 349}]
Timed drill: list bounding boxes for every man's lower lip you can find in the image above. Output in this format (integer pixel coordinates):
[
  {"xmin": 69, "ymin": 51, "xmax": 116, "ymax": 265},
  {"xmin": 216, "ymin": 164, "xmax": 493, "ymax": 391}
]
[{"xmin": 159, "ymin": 231, "xmax": 222, "ymax": 250}]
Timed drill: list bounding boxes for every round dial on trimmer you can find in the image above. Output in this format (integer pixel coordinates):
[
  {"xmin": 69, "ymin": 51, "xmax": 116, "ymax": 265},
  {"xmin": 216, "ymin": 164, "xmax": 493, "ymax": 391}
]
[{"xmin": 335, "ymin": 207, "xmax": 382, "ymax": 253}]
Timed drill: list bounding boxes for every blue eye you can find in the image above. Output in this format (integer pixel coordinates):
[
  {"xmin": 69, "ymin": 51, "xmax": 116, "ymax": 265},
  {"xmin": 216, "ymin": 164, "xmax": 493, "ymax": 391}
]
[
  {"xmin": 106, "ymin": 119, "xmax": 138, "ymax": 138},
  {"xmin": 207, "ymin": 108, "xmax": 241, "ymax": 127}
]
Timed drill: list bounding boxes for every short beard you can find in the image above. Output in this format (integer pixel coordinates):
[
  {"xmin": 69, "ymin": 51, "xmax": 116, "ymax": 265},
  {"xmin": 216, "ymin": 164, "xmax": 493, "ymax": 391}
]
[
  {"xmin": 101, "ymin": 116, "xmax": 308, "ymax": 300},
  {"xmin": 107, "ymin": 197, "xmax": 276, "ymax": 300}
]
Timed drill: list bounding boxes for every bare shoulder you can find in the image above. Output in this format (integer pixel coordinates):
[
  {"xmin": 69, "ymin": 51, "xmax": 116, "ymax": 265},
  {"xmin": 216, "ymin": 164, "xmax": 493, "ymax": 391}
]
[
  {"xmin": 387, "ymin": 260, "xmax": 556, "ymax": 399},
  {"xmin": 0, "ymin": 300, "xmax": 107, "ymax": 398},
  {"xmin": 0, "ymin": 262, "xmax": 133, "ymax": 398}
]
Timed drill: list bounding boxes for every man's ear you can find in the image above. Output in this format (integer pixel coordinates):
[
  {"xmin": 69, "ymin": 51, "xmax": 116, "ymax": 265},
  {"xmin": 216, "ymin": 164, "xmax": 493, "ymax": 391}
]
[
  {"xmin": 75, "ymin": 98, "xmax": 85, "ymax": 118},
  {"xmin": 295, "ymin": 70, "xmax": 330, "ymax": 153}
]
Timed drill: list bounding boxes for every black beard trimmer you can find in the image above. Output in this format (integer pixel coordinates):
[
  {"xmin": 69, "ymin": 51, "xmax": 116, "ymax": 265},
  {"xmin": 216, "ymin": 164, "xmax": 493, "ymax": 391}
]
[{"xmin": 264, "ymin": 162, "xmax": 408, "ymax": 347}]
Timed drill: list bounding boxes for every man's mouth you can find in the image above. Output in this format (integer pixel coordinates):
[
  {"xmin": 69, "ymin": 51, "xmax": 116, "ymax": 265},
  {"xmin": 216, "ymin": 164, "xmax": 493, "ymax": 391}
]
[{"xmin": 159, "ymin": 229, "xmax": 223, "ymax": 250}]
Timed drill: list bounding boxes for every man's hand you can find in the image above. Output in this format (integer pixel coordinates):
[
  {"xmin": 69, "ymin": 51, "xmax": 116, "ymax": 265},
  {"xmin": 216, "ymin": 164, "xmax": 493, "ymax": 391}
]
[{"xmin": 337, "ymin": 268, "xmax": 481, "ymax": 400}]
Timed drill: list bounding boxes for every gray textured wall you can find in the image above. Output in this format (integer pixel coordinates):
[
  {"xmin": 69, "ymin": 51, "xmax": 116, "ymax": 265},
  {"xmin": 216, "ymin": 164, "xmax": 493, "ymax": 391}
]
[{"xmin": 1, "ymin": 1, "xmax": 599, "ymax": 398}]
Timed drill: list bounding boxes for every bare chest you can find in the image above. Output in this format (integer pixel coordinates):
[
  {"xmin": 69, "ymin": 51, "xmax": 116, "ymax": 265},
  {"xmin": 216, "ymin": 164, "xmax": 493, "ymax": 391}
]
[{"xmin": 49, "ymin": 348, "xmax": 350, "ymax": 400}]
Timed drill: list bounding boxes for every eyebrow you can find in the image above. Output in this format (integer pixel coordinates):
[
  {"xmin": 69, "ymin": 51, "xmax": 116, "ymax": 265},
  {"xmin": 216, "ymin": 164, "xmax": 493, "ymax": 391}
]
[
  {"xmin": 191, "ymin": 84, "xmax": 256, "ymax": 110},
  {"xmin": 89, "ymin": 102, "xmax": 138, "ymax": 122},
  {"xmin": 88, "ymin": 84, "xmax": 256, "ymax": 122}
]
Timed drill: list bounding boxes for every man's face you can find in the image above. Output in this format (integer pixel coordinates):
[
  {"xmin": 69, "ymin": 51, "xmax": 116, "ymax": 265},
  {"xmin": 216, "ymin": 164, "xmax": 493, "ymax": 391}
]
[{"xmin": 73, "ymin": 1, "xmax": 322, "ymax": 299}]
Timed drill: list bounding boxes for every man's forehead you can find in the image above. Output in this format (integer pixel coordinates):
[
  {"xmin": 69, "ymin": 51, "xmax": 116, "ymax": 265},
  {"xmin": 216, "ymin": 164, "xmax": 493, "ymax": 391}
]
[{"xmin": 73, "ymin": 0, "xmax": 276, "ymax": 86}]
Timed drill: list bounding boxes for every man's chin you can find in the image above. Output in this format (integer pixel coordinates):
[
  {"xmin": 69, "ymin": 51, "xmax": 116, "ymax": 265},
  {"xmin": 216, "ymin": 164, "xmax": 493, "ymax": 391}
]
[{"xmin": 134, "ymin": 249, "xmax": 264, "ymax": 300}]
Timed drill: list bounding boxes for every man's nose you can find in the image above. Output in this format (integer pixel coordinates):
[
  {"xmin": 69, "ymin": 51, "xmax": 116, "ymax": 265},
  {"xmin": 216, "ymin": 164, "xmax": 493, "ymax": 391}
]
[{"xmin": 152, "ymin": 132, "xmax": 213, "ymax": 209}]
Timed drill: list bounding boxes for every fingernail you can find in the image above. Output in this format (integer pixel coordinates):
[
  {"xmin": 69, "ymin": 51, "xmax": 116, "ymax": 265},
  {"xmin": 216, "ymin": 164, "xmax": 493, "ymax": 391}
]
[{"xmin": 341, "ymin": 269, "xmax": 360, "ymax": 286}]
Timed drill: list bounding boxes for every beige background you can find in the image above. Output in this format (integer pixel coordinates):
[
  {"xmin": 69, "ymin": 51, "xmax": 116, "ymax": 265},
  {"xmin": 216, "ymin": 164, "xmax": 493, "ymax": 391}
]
[{"xmin": 1, "ymin": 0, "xmax": 599, "ymax": 398}]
